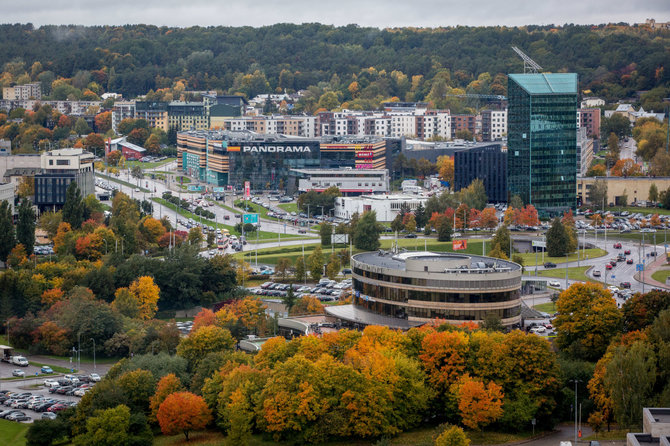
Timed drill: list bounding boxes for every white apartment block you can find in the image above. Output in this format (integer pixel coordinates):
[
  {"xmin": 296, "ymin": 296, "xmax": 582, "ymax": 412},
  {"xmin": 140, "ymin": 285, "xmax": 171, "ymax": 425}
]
[
  {"xmin": 2, "ymin": 83, "xmax": 41, "ymax": 100},
  {"xmin": 390, "ymin": 115, "xmax": 416, "ymax": 138},
  {"xmin": 481, "ymin": 109, "xmax": 507, "ymax": 141},
  {"xmin": 112, "ymin": 101, "xmax": 136, "ymax": 132}
]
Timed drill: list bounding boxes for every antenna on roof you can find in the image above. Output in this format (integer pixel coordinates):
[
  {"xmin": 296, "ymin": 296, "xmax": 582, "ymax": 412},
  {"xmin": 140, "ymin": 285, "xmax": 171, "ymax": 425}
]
[{"xmin": 511, "ymin": 46, "xmax": 543, "ymax": 73}]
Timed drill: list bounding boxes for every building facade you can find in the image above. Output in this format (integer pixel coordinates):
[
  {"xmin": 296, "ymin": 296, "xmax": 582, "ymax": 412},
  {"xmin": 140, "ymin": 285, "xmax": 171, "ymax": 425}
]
[
  {"xmin": 2, "ymin": 83, "xmax": 41, "ymax": 100},
  {"xmin": 0, "ymin": 182, "xmax": 16, "ymax": 214},
  {"xmin": 450, "ymin": 114, "xmax": 477, "ymax": 139},
  {"xmin": 35, "ymin": 148, "xmax": 95, "ymax": 211},
  {"xmin": 325, "ymin": 251, "xmax": 522, "ymax": 329},
  {"xmin": 480, "ymin": 109, "xmax": 508, "ymax": 141},
  {"xmin": 292, "ymin": 168, "xmax": 390, "ymax": 195},
  {"xmin": 578, "ymin": 108, "xmax": 601, "ymax": 138},
  {"xmin": 454, "ymin": 144, "xmax": 507, "ymax": 203},
  {"xmin": 333, "ymin": 194, "xmax": 428, "ymax": 221},
  {"xmin": 577, "ymin": 177, "xmax": 670, "ymax": 206},
  {"xmin": 507, "ymin": 73, "xmax": 578, "ymax": 215}
]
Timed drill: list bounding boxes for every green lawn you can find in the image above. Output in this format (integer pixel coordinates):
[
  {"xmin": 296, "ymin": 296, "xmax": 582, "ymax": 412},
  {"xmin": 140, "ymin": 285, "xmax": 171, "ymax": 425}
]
[
  {"xmin": 583, "ymin": 429, "xmax": 630, "ymax": 441},
  {"xmin": 278, "ymin": 202, "xmax": 298, "ymax": 213},
  {"xmin": 613, "ymin": 230, "xmax": 670, "ymax": 243},
  {"xmin": 152, "ymin": 198, "xmax": 306, "ymax": 241},
  {"xmin": 176, "ymin": 175, "xmax": 191, "ymax": 184},
  {"xmin": 534, "ymin": 266, "xmax": 598, "ymax": 283},
  {"xmin": 652, "ymin": 268, "xmax": 670, "ymax": 284},
  {"xmin": 126, "ymin": 157, "xmax": 176, "ymax": 169},
  {"xmin": 599, "ymin": 205, "xmax": 670, "ymax": 216},
  {"xmin": 516, "ymin": 248, "xmax": 608, "ymax": 266},
  {"xmin": 533, "ymin": 302, "xmax": 557, "ymax": 313},
  {"xmin": 234, "ymin": 199, "xmax": 278, "ymax": 221},
  {"xmin": 0, "ymin": 419, "xmax": 28, "ymax": 446}
]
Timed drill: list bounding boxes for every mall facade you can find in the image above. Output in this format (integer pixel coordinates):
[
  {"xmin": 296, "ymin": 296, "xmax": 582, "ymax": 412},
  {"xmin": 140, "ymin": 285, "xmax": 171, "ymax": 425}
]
[
  {"xmin": 176, "ymin": 130, "xmax": 399, "ymax": 191},
  {"xmin": 325, "ymin": 251, "xmax": 523, "ymax": 329}
]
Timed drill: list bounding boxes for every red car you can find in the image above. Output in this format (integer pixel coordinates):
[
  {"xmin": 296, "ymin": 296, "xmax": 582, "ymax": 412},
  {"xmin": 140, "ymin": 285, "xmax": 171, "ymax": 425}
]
[
  {"xmin": 627, "ymin": 258, "xmax": 634, "ymax": 264},
  {"xmin": 606, "ymin": 264, "xmax": 613, "ymax": 270},
  {"xmin": 624, "ymin": 250, "xmax": 631, "ymax": 255},
  {"xmin": 614, "ymin": 243, "xmax": 622, "ymax": 249}
]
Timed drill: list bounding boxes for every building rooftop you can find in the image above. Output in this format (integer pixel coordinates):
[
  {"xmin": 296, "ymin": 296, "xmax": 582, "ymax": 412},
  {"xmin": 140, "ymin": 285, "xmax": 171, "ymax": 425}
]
[
  {"xmin": 509, "ymin": 73, "xmax": 578, "ymax": 95},
  {"xmin": 325, "ymin": 304, "xmax": 424, "ymax": 329},
  {"xmin": 353, "ymin": 251, "xmax": 521, "ymax": 272},
  {"xmin": 292, "ymin": 168, "xmax": 388, "ymax": 175}
]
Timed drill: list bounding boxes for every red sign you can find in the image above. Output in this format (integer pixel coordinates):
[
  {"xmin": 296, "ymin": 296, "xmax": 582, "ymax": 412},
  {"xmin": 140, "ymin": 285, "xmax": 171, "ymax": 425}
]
[
  {"xmin": 452, "ymin": 240, "xmax": 467, "ymax": 250},
  {"xmin": 356, "ymin": 163, "xmax": 374, "ymax": 169},
  {"xmin": 244, "ymin": 181, "xmax": 250, "ymax": 199},
  {"xmin": 355, "ymin": 151, "xmax": 374, "ymax": 158}
]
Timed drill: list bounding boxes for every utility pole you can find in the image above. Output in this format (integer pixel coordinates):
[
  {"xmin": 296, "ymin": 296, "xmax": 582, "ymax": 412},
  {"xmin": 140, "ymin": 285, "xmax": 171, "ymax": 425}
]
[
  {"xmin": 90, "ymin": 338, "xmax": 96, "ymax": 371},
  {"xmin": 570, "ymin": 379, "xmax": 581, "ymax": 446}
]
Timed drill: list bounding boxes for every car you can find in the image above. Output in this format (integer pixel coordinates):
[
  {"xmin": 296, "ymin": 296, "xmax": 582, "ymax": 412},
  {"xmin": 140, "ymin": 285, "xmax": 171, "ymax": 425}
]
[
  {"xmin": 613, "ymin": 243, "xmax": 622, "ymax": 249},
  {"xmin": 605, "ymin": 264, "xmax": 613, "ymax": 270},
  {"xmin": 530, "ymin": 326, "xmax": 546, "ymax": 333},
  {"xmin": 544, "ymin": 323, "xmax": 553, "ymax": 330},
  {"xmin": 11, "ymin": 369, "xmax": 25, "ymax": 377},
  {"xmin": 624, "ymin": 250, "xmax": 631, "ymax": 255},
  {"xmin": 593, "ymin": 270, "xmax": 602, "ymax": 277},
  {"xmin": 43, "ymin": 379, "xmax": 59, "ymax": 388},
  {"xmin": 41, "ymin": 412, "xmax": 57, "ymax": 420},
  {"xmin": 404, "ymin": 233, "xmax": 418, "ymax": 238},
  {"xmin": 452, "ymin": 232, "xmax": 462, "ymax": 237},
  {"xmin": 620, "ymin": 282, "xmax": 631, "ymax": 289},
  {"xmin": 627, "ymin": 258, "xmax": 634, "ymax": 264},
  {"xmin": 40, "ymin": 366, "xmax": 54, "ymax": 374},
  {"xmin": 88, "ymin": 373, "xmax": 101, "ymax": 382},
  {"xmin": 134, "ymin": 188, "xmax": 140, "ymax": 192},
  {"xmin": 6, "ymin": 411, "xmax": 29, "ymax": 422},
  {"xmin": 548, "ymin": 280, "xmax": 561, "ymax": 287},
  {"xmin": 544, "ymin": 262, "xmax": 557, "ymax": 268}
]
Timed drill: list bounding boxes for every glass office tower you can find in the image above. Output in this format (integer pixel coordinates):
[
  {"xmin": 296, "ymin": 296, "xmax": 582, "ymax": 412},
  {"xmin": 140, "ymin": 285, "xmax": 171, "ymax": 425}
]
[{"xmin": 507, "ymin": 73, "xmax": 578, "ymax": 216}]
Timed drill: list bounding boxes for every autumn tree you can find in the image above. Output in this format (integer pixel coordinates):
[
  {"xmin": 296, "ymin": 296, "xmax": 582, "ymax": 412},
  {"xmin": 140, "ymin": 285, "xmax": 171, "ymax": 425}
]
[
  {"xmin": 611, "ymin": 158, "xmax": 642, "ymax": 177},
  {"xmin": 479, "ymin": 207, "xmax": 498, "ymax": 230},
  {"xmin": 450, "ymin": 374, "xmax": 504, "ymax": 430},
  {"xmin": 308, "ymin": 245, "xmax": 324, "ymax": 281},
  {"xmin": 157, "ymin": 392, "xmax": 212, "ymax": 441},
  {"xmin": 326, "ymin": 252, "xmax": 341, "ymax": 280},
  {"xmin": 292, "ymin": 295, "xmax": 324, "ymax": 315},
  {"xmin": 434, "ymin": 425, "xmax": 470, "ymax": 446},
  {"xmin": 112, "ymin": 287, "xmax": 139, "ymax": 318},
  {"xmin": 437, "ymin": 156, "xmax": 455, "ymax": 187},
  {"xmin": 176, "ymin": 325, "xmax": 235, "ymax": 369},
  {"xmin": 128, "ymin": 276, "xmax": 161, "ymax": 320},
  {"xmin": 275, "ymin": 257, "xmax": 292, "ymax": 281},
  {"xmin": 419, "ymin": 330, "xmax": 469, "ymax": 393},
  {"xmin": 95, "ymin": 111, "xmax": 112, "ymax": 133},
  {"xmin": 149, "ymin": 373, "xmax": 184, "ymax": 423},
  {"xmin": 554, "ymin": 283, "xmax": 622, "ymax": 361},
  {"xmin": 487, "ymin": 243, "xmax": 508, "ymax": 260}
]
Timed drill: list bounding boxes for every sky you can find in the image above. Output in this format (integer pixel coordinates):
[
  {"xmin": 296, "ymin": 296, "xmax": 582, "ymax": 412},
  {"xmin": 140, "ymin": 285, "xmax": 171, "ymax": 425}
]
[{"xmin": 4, "ymin": 0, "xmax": 669, "ymax": 28}]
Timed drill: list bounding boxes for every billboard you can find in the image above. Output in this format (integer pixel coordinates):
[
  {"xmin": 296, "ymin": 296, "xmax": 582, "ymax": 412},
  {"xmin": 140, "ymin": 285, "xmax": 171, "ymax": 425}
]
[
  {"xmin": 331, "ymin": 234, "xmax": 349, "ymax": 244},
  {"xmin": 452, "ymin": 239, "xmax": 468, "ymax": 250},
  {"xmin": 355, "ymin": 151, "xmax": 374, "ymax": 158},
  {"xmin": 243, "ymin": 213, "xmax": 259, "ymax": 224},
  {"xmin": 244, "ymin": 181, "xmax": 250, "ymax": 199}
]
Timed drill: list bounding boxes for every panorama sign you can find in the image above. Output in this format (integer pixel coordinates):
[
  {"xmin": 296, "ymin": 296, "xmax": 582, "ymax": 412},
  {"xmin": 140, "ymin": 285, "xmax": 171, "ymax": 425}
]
[{"xmin": 241, "ymin": 145, "xmax": 312, "ymax": 153}]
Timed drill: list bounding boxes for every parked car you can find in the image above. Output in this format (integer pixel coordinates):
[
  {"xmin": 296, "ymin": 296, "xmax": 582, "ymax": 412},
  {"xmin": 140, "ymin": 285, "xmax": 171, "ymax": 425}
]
[
  {"xmin": 43, "ymin": 379, "xmax": 59, "ymax": 388},
  {"xmin": 41, "ymin": 412, "xmax": 57, "ymax": 420},
  {"xmin": 626, "ymin": 258, "xmax": 634, "ymax": 264},
  {"xmin": 548, "ymin": 280, "xmax": 561, "ymax": 287},
  {"xmin": 11, "ymin": 369, "xmax": 25, "ymax": 377},
  {"xmin": 40, "ymin": 366, "xmax": 53, "ymax": 374},
  {"xmin": 89, "ymin": 373, "xmax": 101, "ymax": 382},
  {"xmin": 544, "ymin": 262, "xmax": 557, "ymax": 268},
  {"xmin": 593, "ymin": 270, "xmax": 602, "ymax": 277}
]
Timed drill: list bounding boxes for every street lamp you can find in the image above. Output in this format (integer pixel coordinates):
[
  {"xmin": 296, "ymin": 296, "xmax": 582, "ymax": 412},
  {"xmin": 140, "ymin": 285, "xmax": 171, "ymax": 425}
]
[
  {"xmin": 90, "ymin": 338, "xmax": 96, "ymax": 371},
  {"xmin": 570, "ymin": 379, "xmax": 582, "ymax": 446}
]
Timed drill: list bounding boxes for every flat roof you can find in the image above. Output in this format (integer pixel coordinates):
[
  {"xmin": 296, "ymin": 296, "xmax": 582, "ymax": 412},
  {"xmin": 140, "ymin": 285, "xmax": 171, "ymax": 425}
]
[
  {"xmin": 292, "ymin": 168, "xmax": 388, "ymax": 175},
  {"xmin": 353, "ymin": 251, "xmax": 521, "ymax": 272},
  {"xmin": 325, "ymin": 304, "xmax": 424, "ymax": 329},
  {"xmin": 509, "ymin": 73, "xmax": 578, "ymax": 95}
]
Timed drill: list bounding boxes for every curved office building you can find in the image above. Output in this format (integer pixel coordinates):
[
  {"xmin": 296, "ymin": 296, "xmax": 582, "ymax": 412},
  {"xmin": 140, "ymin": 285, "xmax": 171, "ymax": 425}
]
[{"xmin": 326, "ymin": 251, "xmax": 522, "ymax": 328}]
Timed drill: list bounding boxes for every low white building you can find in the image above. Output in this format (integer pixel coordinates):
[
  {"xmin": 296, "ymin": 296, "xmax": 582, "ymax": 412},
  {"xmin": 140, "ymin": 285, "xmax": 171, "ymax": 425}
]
[
  {"xmin": 580, "ymin": 97, "xmax": 605, "ymax": 108},
  {"xmin": 334, "ymin": 194, "xmax": 429, "ymax": 222},
  {"xmin": 0, "ymin": 182, "xmax": 16, "ymax": 214},
  {"xmin": 292, "ymin": 168, "xmax": 389, "ymax": 195}
]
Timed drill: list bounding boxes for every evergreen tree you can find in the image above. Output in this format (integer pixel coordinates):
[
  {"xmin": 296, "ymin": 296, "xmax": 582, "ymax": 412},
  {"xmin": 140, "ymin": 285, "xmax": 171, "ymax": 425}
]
[
  {"xmin": 16, "ymin": 199, "xmax": 36, "ymax": 255},
  {"xmin": 437, "ymin": 216, "xmax": 452, "ymax": 242},
  {"xmin": 414, "ymin": 202, "xmax": 427, "ymax": 228},
  {"xmin": 294, "ymin": 257, "xmax": 306, "ymax": 282},
  {"xmin": 320, "ymin": 222, "xmax": 332, "ymax": 247},
  {"xmin": 490, "ymin": 225, "xmax": 511, "ymax": 257},
  {"xmin": 0, "ymin": 201, "xmax": 16, "ymax": 263},
  {"xmin": 283, "ymin": 285, "xmax": 297, "ymax": 315},
  {"xmin": 62, "ymin": 182, "xmax": 84, "ymax": 229},
  {"xmin": 308, "ymin": 245, "xmax": 324, "ymax": 281},
  {"xmin": 546, "ymin": 217, "xmax": 569, "ymax": 257},
  {"xmin": 354, "ymin": 211, "xmax": 381, "ymax": 251}
]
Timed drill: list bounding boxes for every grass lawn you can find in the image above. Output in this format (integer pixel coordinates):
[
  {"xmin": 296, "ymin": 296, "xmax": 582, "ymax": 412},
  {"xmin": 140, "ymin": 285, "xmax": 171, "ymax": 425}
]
[
  {"xmin": 29, "ymin": 361, "xmax": 73, "ymax": 374},
  {"xmin": 152, "ymin": 198, "xmax": 306, "ymax": 241},
  {"xmin": 126, "ymin": 157, "xmax": 176, "ymax": 169},
  {"xmin": 0, "ymin": 419, "xmax": 28, "ymax": 446},
  {"xmin": 516, "ymin": 248, "xmax": 608, "ymax": 266},
  {"xmin": 278, "ymin": 202, "xmax": 298, "ymax": 213},
  {"xmin": 176, "ymin": 175, "xmax": 192, "ymax": 184},
  {"xmin": 583, "ymin": 429, "xmax": 630, "ymax": 441},
  {"xmin": 652, "ymin": 268, "xmax": 670, "ymax": 283},
  {"xmin": 533, "ymin": 302, "xmax": 557, "ymax": 313},
  {"xmin": 235, "ymin": 238, "xmax": 488, "ymax": 265},
  {"xmin": 211, "ymin": 201, "xmax": 240, "ymax": 214},
  {"xmin": 534, "ymin": 266, "xmax": 598, "ymax": 283},
  {"xmin": 613, "ymin": 230, "xmax": 670, "ymax": 243},
  {"xmin": 599, "ymin": 205, "xmax": 670, "ymax": 216},
  {"xmin": 234, "ymin": 199, "xmax": 278, "ymax": 222},
  {"xmin": 153, "ymin": 427, "xmax": 537, "ymax": 446}
]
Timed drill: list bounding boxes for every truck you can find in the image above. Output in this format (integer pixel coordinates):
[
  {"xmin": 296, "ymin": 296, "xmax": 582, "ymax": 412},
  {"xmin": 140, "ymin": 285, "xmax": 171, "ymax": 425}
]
[
  {"xmin": 10, "ymin": 355, "xmax": 29, "ymax": 367},
  {"xmin": 0, "ymin": 345, "xmax": 14, "ymax": 362}
]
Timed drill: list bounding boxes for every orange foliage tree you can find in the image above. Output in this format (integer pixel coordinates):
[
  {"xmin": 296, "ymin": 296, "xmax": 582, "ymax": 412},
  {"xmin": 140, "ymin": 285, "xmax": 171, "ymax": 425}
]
[
  {"xmin": 418, "ymin": 330, "xmax": 469, "ymax": 392},
  {"xmin": 157, "ymin": 391, "xmax": 212, "ymax": 441},
  {"xmin": 610, "ymin": 158, "xmax": 642, "ymax": 177},
  {"xmin": 191, "ymin": 308, "xmax": 217, "ymax": 332},
  {"xmin": 450, "ymin": 374, "xmax": 504, "ymax": 430},
  {"xmin": 479, "ymin": 207, "xmax": 498, "ymax": 229},
  {"xmin": 150, "ymin": 373, "xmax": 184, "ymax": 422}
]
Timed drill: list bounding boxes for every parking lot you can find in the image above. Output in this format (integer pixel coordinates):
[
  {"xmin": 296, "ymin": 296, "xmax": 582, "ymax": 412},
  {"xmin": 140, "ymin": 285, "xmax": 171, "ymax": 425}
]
[{"xmin": 251, "ymin": 278, "xmax": 353, "ymax": 302}]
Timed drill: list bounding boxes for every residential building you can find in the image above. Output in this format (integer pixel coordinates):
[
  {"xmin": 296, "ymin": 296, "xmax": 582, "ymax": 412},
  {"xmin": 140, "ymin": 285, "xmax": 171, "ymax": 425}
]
[
  {"xmin": 578, "ymin": 108, "xmax": 601, "ymax": 138},
  {"xmin": 333, "ymin": 194, "xmax": 428, "ymax": 222},
  {"xmin": 325, "ymin": 251, "xmax": 522, "ymax": 329},
  {"xmin": 291, "ymin": 168, "xmax": 389, "ymax": 195},
  {"xmin": 205, "ymin": 94, "xmax": 246, "ymax": 128},
  {"xmin": 167, "ymin": 101, "xmax": 208, "ymax": 131},
  {"xmin": 576, "ymin": 127, "xmax": 594, "ymax": 177},
  {"xmin": 34, "ymin": 148, "xmax": 95, "ymax": 211},
  {"xmin": 2, "ymin": 82, "xmax": 41, "ymax": 100},
  {"xmin": 481, "ymin": 109, "xmax": 508, "ymax": 141},
  {"xmin": 643, "ymin": 18, "xmax": 670, "ymax": 30},
  {"xmin": 507, "ymin": 73, "xmax": 578, "ymax": 215},
  {"xmin": 450, "ymin": 114, "xmax": 477, "ymax": 139},
  {"xmin": 0, "ymin": 99, "xmax": 101, "ymax": 116},
  {"xmin": 580, "ymin": 97, "xmax": 605, "ymax": 108},
  {"xmin": 111, "ymin": 101, "xmax": 136, "ymax": 133},
  {"xmin": 454, "ymin": 144, "xmax": 507, "ymax": 203},
  {"xmin": 605, "ymin": 104, "xmax": 665, "ymax": 123},
  {"xmin": 0, "ymin": 182, "xmax": 16, "ymax": 214},
  {"xmin": 134, "ymin": 101, "xmax": 168, "ymax": 131}
]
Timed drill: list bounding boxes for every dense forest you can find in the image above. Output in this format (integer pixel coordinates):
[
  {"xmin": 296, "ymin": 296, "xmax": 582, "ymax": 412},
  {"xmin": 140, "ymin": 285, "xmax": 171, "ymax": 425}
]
[{"xmin": 0, "ymin": 23, "xmax": 668, "ymax": 111}]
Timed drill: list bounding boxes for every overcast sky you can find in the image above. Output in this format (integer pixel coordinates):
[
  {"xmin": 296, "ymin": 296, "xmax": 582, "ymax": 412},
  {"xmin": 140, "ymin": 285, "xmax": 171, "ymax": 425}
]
[{"xmin": 4, "ymin": 0, "xmax": 669, "ymax": 28}]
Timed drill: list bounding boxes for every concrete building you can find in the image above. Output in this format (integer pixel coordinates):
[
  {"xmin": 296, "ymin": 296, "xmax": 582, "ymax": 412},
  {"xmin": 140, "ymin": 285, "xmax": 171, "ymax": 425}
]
[
  {"xmin": 578, "ymin": 108, "xmax": 601, "ymax": 138},
  {"xmin": 2, "ymin": 83, "xmax": 41, "ymax": 100},
  {"xmin": 325, "ymin": 251, "xmax": 522, "ymax": 329},
  {"xmin": 134, "ymin": 101, "xmax": 169, "ymax": 131},
  {"xmin": 0, "ymin": 99, "xmax": 101, "ymax": 116},
  {"xmin": 291, "ymin": 168, "xmax": 389, "ymax": 195},
  {"xmin": 0, "ymin": 154, "xmax": 42, "ymax": 181},
  {"xmin": 167, "ymin": 101, "xmax": 208, "ymax": 131},
  {"xmin": 111, "ymin": 101, "xmax": 136, "ymax": 133},
  {"xmin": 0, "ymin": 139, "xmax": 10, "ymax": 156},
  {"xmin": 35, "ymin": 148, "xmax": 95, "ymax": 211},
  {"xmin": 580, "ymin": 97, "xmax": 605, "ymax": 108},
  {"xmin": 508, "ymin": 73, "xmax": 578, "ymax": 215},
  {"xmin": 454, "ymin": 144, "xmax": 507, "ymax": 203},
  {"xmin": 626, "ymin": 408, "xmax": 670, "ymax": 446},
  {"xmin": 481, "ymin": 109, "xmax": 507, "ymax": 141},
  {"xmin": 333, "ymin": 194, "xmax": 428, "ymax": 222},
  {"xmin": 576, "ymin": 127, "xmax": 595, "ymax": 177},
  {"xmin": 0, "ymin": 182, "xmax": 16, "ymax": 214},
  {"xmin": 577, "ymin": 177, "xmax": 670, "ymax": 206}
]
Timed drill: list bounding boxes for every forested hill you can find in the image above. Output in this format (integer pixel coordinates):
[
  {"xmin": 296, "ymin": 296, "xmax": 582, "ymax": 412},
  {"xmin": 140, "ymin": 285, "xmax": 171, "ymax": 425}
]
[{"xmin": 0, "ymin": 23, "xmax": 668, "ymax": 109}]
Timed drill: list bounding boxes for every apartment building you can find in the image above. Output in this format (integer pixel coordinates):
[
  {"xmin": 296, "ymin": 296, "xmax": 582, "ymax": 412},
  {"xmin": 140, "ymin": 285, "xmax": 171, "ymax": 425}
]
[
  {"xmin": 578, "ymin": 108, "xmax": 601, "ymax": 138},
  {"xmin": 450, "ymin": 114, "xmax": 477, "ymax": 139},
  {"xmin": 35, "ymin": 148, "xmax": 95, "ymax": 211},
  {"xmin": 111, "ymin": 101, "xmax": 136, "ymax": 132},
  {"xmin": 480, "ymin": 109, "xmax": 508, "ymax": 141},
  {"xmin": 2, "ymin": 83, "xmax": 41, "ymax": 100}
]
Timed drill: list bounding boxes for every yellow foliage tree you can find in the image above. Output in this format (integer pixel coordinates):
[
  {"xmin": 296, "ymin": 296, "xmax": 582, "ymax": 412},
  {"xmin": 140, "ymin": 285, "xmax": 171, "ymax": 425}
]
[{"xmin": 127, "ymin": 276, "xmax": 161, "ymax": 320}]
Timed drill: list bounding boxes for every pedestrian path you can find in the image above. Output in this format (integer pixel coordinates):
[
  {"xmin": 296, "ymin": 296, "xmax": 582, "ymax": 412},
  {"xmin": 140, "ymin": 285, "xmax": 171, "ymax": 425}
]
[{"xmin": 636, "ymin": 253, "xmax": 670, "ymax": 290}]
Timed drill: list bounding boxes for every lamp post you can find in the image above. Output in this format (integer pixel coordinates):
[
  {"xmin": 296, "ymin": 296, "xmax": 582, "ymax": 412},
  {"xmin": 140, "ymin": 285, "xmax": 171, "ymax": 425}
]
[
  {"xmin": 570, "ymin": 379, "xmax": 581, "ymax": 446},
  {"xmin": 77, "ymin": 332, "xmax": 81, "ymax": 373},
  {"xmin": 90, "ymin": 338, "xmax": 96, "ymax": 371}
]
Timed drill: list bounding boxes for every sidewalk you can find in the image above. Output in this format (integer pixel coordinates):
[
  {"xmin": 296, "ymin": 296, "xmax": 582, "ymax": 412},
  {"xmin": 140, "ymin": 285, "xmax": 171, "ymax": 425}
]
[{"xmin": 634, "ymin": 254, "xmax": 670, "ymax": 290}]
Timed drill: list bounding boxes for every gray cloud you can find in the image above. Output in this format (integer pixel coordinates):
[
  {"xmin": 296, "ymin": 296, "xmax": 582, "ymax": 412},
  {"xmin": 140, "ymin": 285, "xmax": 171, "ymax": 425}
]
[{"xmin": 3, "ymin": 0, "xmax": 670, "ymax": 27}]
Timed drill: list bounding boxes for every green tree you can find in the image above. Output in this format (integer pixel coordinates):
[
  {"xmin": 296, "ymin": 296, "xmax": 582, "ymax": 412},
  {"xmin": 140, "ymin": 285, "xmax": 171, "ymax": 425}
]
[
  {"xmin": 488, "ymin": 243, "xmax": 508, "ymax": 260},
  {"xmin": 391, "ymin": 214, "xmax": 404, "ymax": 233},
  {"xmin": 320, "ymin": 221, "xmax": 332, "ymax": 247},
  {"xmin": 308, "ymin": 245, "xmax": 324, "ymax": 281},
  {"xmin": 649, "ymin": 183, "xmax": 659, "ymax": 203},
  {"xmin": 0, "ymin": 200, "xmax": 16, "ymax": 262},
  {"xmin": 415, "ymin": 202, "xmax": 427, "ymax": 229},
  {"xmin": 589, "ymin": 179, "xmax": 608, "ymax": 209},
  {"xmin": 295, "ymin": 256, "xmax": 306, "ymax": 282},
  {"xmin": 490, "ymin": 225, "xmax": 511, "ymax": 257},
  {"xmin": 554, "ymin": 282, "xmax": 623, "ymax": 361},
  {"xmin": 436, "ymin": 216, "xmax": 452, "ymax": 242},
  {"xmin": 117, "ymin": 369, "xmax": 156, "ymax": 413},
  {"xmin": 16, "ymin": 199, "xmax": 36, "ymax": 255},
  {"xmin": 25, "ymin": 418, "xmax": 68, "ymax": 446},
  {"xmin": 509, "ymin": 195, "xmax": 524, "ymax": 210},
  {"xmin": 283, "ymin": 285, "xmax": 297, "ymax": 315},
  {"xmin": 459, "ymin": 179, "xmax": 488, "ymax": 210},
  {"xmin": 434, "ymin": 425, "xmax": 470, "ymax": 446},
  {"xmin": 73, "ymin": 404, "xmax": 132, "ymax": 446},
  {"xmin": 62, "ymin": 182, "xmax": 85, "ymax": 229},
  {"xmin": 546, "ymin": 217, "xmax": 569, "ymax": 257},
  {"xmin": 405, "ymin": 214, "xmax": 417, "ymax": 233},
  {"xmin": 354, "ymin": 211, "xmax": 381, "ymax": 250},
  {"xmin": 601, "ymin": 114, "xmax": 632, "ymax": 140},
  {"xmin": 326, "ymin": 252, "xmax": 341, "ymax": 280},
  {"xmin": 74, "ymin": 117, "xmax": 92, "ymax": 136}
]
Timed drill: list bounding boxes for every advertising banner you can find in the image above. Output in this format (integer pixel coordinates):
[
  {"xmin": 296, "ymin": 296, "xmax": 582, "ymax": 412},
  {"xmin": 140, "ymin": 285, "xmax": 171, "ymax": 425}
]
[{"xmin": 452, "ymin": 240, "xmax": 468, "ymax": 250}]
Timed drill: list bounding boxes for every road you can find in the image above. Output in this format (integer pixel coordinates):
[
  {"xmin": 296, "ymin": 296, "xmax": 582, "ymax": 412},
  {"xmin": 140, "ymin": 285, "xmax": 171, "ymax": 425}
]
[{"xmin": 619, "ymin": 136, "xmax": 638, "ymax": 162}]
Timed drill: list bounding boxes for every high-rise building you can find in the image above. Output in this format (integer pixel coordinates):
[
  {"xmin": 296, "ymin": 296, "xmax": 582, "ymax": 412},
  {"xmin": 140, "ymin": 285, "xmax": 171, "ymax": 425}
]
[
  {"xmin": 35, "ymin": 148, "xmax": 95, "ymax": 211},
  {"xmin": 507, "ymin": 73, "xmax": 578, "ymax": 215}
]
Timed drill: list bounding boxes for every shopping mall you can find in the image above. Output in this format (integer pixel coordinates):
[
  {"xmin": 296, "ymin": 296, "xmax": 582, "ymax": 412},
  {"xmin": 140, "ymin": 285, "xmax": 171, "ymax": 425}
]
[
  {"xmin": 325, "ymin": 251, "xmax": 523, "ymax": 329},
  {"xmin": 176, "ymin": 130, "xmax": 399, "ymax": 191}
]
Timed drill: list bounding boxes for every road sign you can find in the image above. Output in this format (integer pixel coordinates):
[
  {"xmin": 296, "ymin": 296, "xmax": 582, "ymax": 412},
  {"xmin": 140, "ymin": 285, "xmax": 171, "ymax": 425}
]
[
  {"xmin": 611, "ymin": 275, "xmax": 615, "ymax": 279},
  {"xmin": 636, "ymin": 263, "xmax": 644, "ymax": 271},
  {"xmin": 532, "ymin": 240, "xmax": 547, "ymax": 248},
  {"xmin": 243, "ymin": 213, "xmax": 259, "ymax": 224},
  {"xmin": 213, "ymin": 187, "xmax": 225, "ymax": 193},
  {"xmin": 332, "ymin": 234, "xmax": 349, "ymax": 244},
  {"xmin": 187, "ymin": 185, "xmax": 202, "ymax": 192},
  {"xmin": 244, "ymin": 181, "xmax": 250, "ymax": 199}
]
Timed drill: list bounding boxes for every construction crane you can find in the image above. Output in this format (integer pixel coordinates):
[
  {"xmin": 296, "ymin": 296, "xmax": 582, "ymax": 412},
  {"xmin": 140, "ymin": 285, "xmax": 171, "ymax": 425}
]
[
  {"xmin": 511, "ymin": 46, "xmax": 543, "ymax": 73},
  {"xmin": 445, "ymin": 94, "xmax": 507, "ymax": 101}
]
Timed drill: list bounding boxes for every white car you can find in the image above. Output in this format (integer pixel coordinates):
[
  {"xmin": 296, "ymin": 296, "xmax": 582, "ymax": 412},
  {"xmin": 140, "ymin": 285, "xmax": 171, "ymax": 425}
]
[
  {"xmin": 608, "ymin": 285, "xmax": 619, "ymax": 293},
  {"xmin": 12, "ymin": 369, "xmax": 25, "ymax": 377},
  {"xmin": 548, "ymin": 281, "xmax": 561, "ymax": 288},
  {"xmin": 43, "ymin": 379, "xmax": 59, "ymax": 388},
  {"xmin": 530, "ymin": 326, "xmax": 546, "ymax": 334},
  {"xmin": 89, "ymin": 373, "xmax": 101, "ymax": 382}
]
